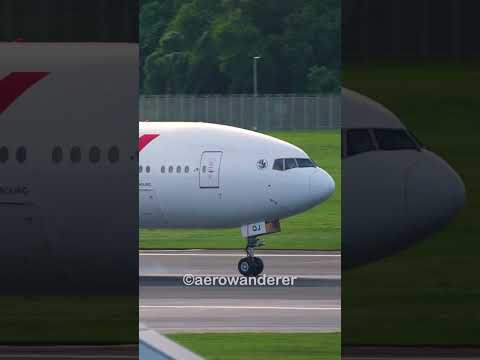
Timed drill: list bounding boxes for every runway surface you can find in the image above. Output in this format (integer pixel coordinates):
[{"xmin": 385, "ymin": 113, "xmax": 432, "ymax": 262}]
[
  {"xmin": 140, "ymin": 250, "xmax": 341, "ymax": 333},
  {"xmin": 140, "ymin": 249, "xmax": 340, "ymax": 278}
]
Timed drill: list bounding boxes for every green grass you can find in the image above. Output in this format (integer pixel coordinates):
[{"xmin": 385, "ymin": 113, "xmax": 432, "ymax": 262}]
[
  {"xmin": 342, "ymin": 60, "xmax": 480, "ymax": 345},
  {"xmin": 140, "ymin": 130, "xmax": 341, "ymax": 250},
  {"xmin": 0, "ymin": 296, "xmax": 137, "ymax": 343},
  {"xmin": 168, "ymin": 333, "xmax": 340, "ymax": 360}
]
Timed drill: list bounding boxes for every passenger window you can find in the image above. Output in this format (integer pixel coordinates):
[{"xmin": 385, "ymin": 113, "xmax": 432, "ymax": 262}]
[
  {"xmin": 139, "ymin": 166, "xmax": 143, "ymax": 173},
  {"xmin": 16, "ymin": 146, "xmax": 26, "ymax": 163},
  {"xmin": 202, "ymin": 165, "xmax": 206, "ymax": 173},
  {"xmin": 71, "ymin": 146, "xmax": 81, "ymax": 163},
  {"xmin": 296, "ymin": 158, "xmax": 315, "ymax": 168},
  {"xmin": 108, "ymin": 146, "xmax": 120, "ymax": 163},
  {"xmin": 52, "ymin": 146, "xmax": 63, "ymax": 163},
  {"xmin": 161, "ymin": 166, "xmax": 165, "ymax": 173},
  {"xmin": 273, "ymin": 159, "xmax": 284, "ymax": 171},
  {"xmin": 176, "ymin": 166, "xmax": 181, "ymax": 173},
  {"xmin": 0, "ymin": 146, "xmax": 8, "ymax": 163},
  {"xmin": 146, "ymin": 166, "xmax": 150, "ymax": 173},
  {"xmin": 285, "ymin": 158, "xmax": 297, "ymax": 170},
  {"xmin": 168, "ymin": 166, "xmax": 173, "ymax": 173},
  {"xmin": 185, "ymin": 166, "xmax": 190, "ymax": 173},
  {"xmin": 374, "ymin": 129, "xmax": 418, "ymax": 151},
  {"xmin": 346, "ymin": 129, "xmax": 375, "ymax": 156},
  {"xmin": 89, "ymin": 146, "xmax": 101, "ymax": 163}
]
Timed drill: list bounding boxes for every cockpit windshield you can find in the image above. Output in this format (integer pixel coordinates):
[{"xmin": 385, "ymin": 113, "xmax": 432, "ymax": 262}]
[
  {"xmin": 374, "ymin": 129, "xmax": 418, "ymax": 151},
  {"xmin": 296, "ymin": 158, "xmax": 316, "ymax": 168},
  {"xmin": 343, "ymin": 128, "xmax": 422, "ymax": 158},
  {"xmin": 273, "ymin": 158, "xmax": 316, "ymax": 171}
]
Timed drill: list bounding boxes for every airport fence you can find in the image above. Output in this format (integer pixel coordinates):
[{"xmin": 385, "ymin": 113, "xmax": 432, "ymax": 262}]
[{"xmin": 140, "ymin": 94, "xmax": 341, "ymax": 131}]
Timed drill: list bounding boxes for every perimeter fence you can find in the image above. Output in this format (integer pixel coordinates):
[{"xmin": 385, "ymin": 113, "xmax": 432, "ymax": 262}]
[{"xmin": 140, "ymin": 94, "xmax": 340, "ymax": 130}]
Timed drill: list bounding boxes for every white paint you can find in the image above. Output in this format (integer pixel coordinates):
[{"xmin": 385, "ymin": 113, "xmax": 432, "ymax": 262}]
[
  {"xmin": 241, "ymin": 221, "xmax": 267, "ymax": 237},
  {"xmin": 139, "ymin": 252, "xmax": 340, "ymax": 257},
  {"xmin": 140, "ymin": 305, "xmax": 341, "ymax": 311},
  {"xmin": 139, "ymin": 122, "xmax": 335, "ymax": 230}
]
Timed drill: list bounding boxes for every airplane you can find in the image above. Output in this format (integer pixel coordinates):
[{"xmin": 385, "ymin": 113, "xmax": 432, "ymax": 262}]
[
  {"xmin": 342, "ymin": 88, "xmax": 465, "ymax": 268},
  {"xmin": 139, "ymin": 121, "xmax": 336, "ymax": 276},
  {"xmin": 2, "ymin": 42, "xmax": 463, "ymax": 283},
  {"xmin": 0, "ymin": 42, "xmax": 139, "ymax": 292}
]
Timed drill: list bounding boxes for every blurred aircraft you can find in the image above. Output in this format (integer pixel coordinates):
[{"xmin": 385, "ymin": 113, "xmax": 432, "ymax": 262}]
[{"xmin": 342, "ymin": 88, "xmax": 465, "ymax": 268}]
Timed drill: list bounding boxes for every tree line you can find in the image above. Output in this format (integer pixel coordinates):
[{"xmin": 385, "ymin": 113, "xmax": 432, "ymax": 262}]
[{"xmin": 141, "ymin": 0, "xmax": 340, "ymax": 95}]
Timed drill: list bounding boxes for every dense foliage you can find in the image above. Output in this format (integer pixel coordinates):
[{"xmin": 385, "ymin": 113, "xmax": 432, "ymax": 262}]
[{"xmin": 140, "ymin": 0, "xmax": 340, "ymax": 95}]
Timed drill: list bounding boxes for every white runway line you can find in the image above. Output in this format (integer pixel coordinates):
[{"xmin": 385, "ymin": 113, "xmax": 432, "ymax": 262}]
[
  {"xmin": 140, "ymin": 253, "xmax": 340, "ymax": 257},
  {"xmin": 140, "ymin": 274, "xmax": 340, "ymax": 279},
  {"xmin": 140, "ymin": 305, "xmax": 341, "ymax": 310}
]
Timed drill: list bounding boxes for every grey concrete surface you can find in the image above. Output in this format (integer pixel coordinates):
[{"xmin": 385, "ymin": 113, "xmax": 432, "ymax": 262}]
[
  {"xmin": 139, "ymin": 250, "xmax": 341, "ymax": 333},
  {"xmin": 140, "ymin": 328, "xmax": 204, "ymax": 360},
  {"xmin": 139, "ymin": 249, "xmax": 341, "ymax": 277}
]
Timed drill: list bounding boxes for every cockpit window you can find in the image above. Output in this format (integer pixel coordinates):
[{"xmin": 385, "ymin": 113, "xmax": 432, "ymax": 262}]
[
  {"xmin": 285, "ymin": 158, "xmax": 297, "ymax": 170},
  {"xmin": 273, "ymin": 158, "xmax": 316, "ymax": 171},
  {"xmin": 374, "ymin": 129, "xmax": 418, "ymax": 150},
  {"xmin": 408, "ymin": 131, "xmax": 424, "ymax": 148},
  {"xmin": 273, "ymin": 159, "xmax": 284, "ymax": 171},
  {"xmin": 343, "ymin": 128, "xmax": 422, "ymax": 158},
  {"xmin": 296, "ymin": 158, "xmax": 316, "ymax": 168},
  {"xmin": 346, "ymin": 129, "xmax": 376, "ymax": 156}
]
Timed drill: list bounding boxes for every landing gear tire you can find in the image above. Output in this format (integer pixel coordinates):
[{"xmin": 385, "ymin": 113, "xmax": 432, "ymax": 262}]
[
  {"xmin": 238, "ymin": 236, "xmax": 266, "ymax": 277},
  {"xmin": 253, "ymin": 257, "xmax": 264, "ymax": 275},
  {"xmin": 238, "ymin": 256, "xmax": 264, "ymax": 277},
  {"xmin": 238, "ymin": 257, "xmax": 254, "ymax": 277}
]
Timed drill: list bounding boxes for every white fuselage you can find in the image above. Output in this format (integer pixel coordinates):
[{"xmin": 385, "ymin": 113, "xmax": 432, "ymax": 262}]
[
  {"xmin": 0, "ymin": 43, "xmax": 138, "ymax": 291},
  {"xmin": 342, "ymin": 88, "xmax": 465, "ymax": 268},
  {"xmin": 139, "ymin": 122, "xmax": 335, "ymax": 229}
]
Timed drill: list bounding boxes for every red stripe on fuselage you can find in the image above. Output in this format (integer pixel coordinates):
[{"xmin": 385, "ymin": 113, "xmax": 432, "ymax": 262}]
[
  {"xmin": 139, "ymin": 134, "xmax": 159, "ymax": 152},
  {"xmin": 0, "ymin": 72, "xmax": 49, "ymax": 114}
]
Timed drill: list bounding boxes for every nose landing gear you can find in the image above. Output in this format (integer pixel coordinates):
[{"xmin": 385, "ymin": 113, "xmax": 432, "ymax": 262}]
[{"xmin": 238, "ymin": 236, "xmax": 264, "ymax": 277}]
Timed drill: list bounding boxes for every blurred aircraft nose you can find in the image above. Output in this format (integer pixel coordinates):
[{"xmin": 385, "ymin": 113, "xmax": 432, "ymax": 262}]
[
  {"xmin": 309, "ymin": 168, "xmax": 335, "ymax": 204},
  {"xmin": 406, "ymin": 152, "xmax": 465, "ymax": 235}
]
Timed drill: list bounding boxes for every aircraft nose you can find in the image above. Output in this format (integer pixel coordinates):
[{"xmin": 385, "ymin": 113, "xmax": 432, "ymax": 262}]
[
  {"xmin": 406, "ymin": 153, "xmax": 465, "ymax": 235},
  {"xmin": 309, "ymin": 168, "xmax": 335, "ymax": 204}
]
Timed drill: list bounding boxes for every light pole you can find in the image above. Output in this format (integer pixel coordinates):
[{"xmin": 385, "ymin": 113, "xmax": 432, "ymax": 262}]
[
  {"xmin": 253, "ymin": 56, "xmax": 261, "ymax": 96},
  {"xmin": 252, "ymin": 56, "xmax": 261, "ymax": 130}
]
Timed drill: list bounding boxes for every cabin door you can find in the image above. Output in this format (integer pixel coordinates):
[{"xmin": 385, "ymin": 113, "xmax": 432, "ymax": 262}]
[{"xmin": 199, "ymin": 151, "xmax": 223, "ymax": 188}]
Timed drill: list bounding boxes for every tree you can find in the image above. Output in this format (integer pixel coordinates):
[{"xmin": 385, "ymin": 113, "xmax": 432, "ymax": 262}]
[
  {"xmin": 307, "ymin": 65, "xmax": 340, "ymax": 94},
  {"xmin": 212, "ymin": 9, "xmax": 261, "ymax": 92},
  {"xmin": 140, "ymin": 0, "xmax": 341, "ymax": 94}
]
